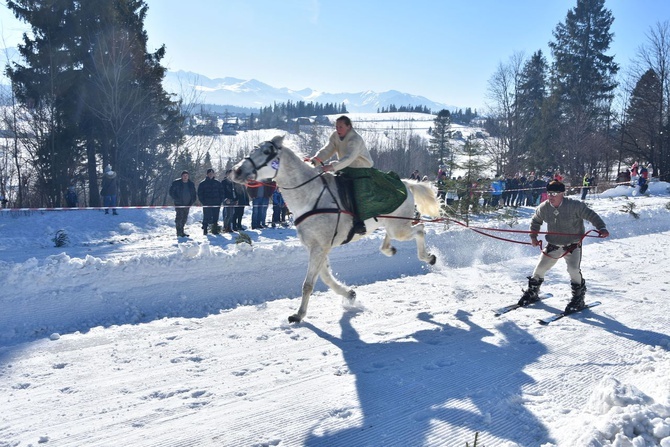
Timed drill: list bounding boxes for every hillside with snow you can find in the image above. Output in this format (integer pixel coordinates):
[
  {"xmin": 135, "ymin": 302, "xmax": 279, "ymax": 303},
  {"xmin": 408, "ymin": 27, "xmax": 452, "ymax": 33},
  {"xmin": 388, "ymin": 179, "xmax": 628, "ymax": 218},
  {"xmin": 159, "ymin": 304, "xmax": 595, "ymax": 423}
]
[{"xmin": 1, "ymin": 180, "xmax": 669, "ymax": 446}]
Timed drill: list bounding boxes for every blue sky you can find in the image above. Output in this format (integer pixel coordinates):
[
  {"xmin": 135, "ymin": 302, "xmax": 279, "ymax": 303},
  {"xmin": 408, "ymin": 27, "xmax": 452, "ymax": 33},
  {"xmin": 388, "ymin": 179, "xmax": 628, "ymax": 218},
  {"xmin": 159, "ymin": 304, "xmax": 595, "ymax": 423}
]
[{"xmin": 2, "ymin": 0, "xmax": 669, "ymax": 110}]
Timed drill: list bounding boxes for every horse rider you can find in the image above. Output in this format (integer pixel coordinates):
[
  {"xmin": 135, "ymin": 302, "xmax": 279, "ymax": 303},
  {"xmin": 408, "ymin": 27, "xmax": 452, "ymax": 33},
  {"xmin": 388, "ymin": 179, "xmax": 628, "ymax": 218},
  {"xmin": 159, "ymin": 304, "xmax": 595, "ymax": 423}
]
[{"xmin": 308, "ymin": 115, "xmax": 373, "ymax": 234}]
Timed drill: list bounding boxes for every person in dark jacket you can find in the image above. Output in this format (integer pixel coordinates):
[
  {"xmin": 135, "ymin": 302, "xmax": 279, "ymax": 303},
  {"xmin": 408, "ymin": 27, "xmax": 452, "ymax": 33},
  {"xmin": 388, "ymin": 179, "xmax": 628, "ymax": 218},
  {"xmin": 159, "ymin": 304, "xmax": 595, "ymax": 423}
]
[
  {"xmin": 100, "ymin": 165, "xmax": 118, "ymax": 215},
  {"xmin": 232, "ymin": 182, "xmax": 248, "ymax": 231},
  {"xmin": 197, "ymin": 169, "xmax": 223, "ymax": 235},
  {"xmin": 221, "ymin": 170, "xmax": 237, "ymax": 232},
  {"xmin": 272, "ymin": 187, "xmax": 287, "ymax": 227},
  {"xmin": 169, "ymin": 170, "xmax": 197, "ymax": 237},
  {"xmin": 65, "ymin": 186, "xmax": 78, "ymax": 208}
]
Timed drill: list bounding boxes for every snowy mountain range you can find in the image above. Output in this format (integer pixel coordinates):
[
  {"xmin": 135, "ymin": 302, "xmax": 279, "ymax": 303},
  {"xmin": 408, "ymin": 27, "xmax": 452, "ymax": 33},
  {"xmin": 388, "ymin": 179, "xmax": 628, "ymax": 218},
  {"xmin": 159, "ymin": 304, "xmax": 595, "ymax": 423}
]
[
  {"xmin": 163, "ymin": 70, "xmax": 455, "ymax": 113},
  {"xmin": 0, "ymin": 47, "xmax": 455, "ymax": 113}
]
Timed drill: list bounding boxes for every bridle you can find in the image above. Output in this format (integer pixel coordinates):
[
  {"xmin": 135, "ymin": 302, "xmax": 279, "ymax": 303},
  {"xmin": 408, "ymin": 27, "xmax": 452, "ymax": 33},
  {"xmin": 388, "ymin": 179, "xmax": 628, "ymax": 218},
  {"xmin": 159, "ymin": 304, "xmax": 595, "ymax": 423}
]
[
  {"xmin": 242, "ymin": 140, "xmax": 324, "ymax": 190},
  {"xmin": 243, "ymin": 140, "xmax": 281, "ymax": 175}
]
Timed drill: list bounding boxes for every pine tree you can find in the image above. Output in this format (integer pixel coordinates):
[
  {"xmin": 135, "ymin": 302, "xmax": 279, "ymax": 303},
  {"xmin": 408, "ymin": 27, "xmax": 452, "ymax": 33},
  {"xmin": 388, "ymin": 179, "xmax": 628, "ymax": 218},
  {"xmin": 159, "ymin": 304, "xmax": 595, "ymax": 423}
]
[
  {"xmin": 6, "ymin": 0, "xmax": 87, "ymax": 206},
  {"xmin": 622, "ymin": 69, "xmax": 663, "ymax": 166},
  {"xmin": 517, "ymin": 50, "xmax": 550, "ymax": 172},
  {"xmin": 7, "ymin": 0, "xmax": 183, "ymax": 207},
  {"xmin": 452, "ymin": 136, "xmax": 489, "ymax": 223},
  {"xmin": 429, "ymin": 109, "xmax": 452, "ymax": 168},
  {"xmin": 549, "ymin": 0, "xmax": 619, "ymax": 179}
]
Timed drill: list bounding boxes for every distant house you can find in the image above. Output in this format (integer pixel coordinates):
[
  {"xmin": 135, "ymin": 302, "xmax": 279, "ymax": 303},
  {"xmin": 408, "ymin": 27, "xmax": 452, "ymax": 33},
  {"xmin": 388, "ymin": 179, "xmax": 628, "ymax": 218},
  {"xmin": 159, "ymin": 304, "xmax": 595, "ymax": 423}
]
[
  {"xmin": 292, "ymin": 117, "xmax": 316, "ymax": 133},
  {"xmin": 221, "ymin": 117, "xmax": 239, "ymax": 135},
  {"xmin": 314, "ymin": 115, "xmax": 331, "ymax": 125}
]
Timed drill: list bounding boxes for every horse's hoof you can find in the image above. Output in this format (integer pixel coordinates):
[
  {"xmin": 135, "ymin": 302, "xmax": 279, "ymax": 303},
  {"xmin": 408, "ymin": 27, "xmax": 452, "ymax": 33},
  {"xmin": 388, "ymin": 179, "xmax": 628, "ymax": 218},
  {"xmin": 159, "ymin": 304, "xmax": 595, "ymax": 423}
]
[
  {"xmin": 428, "ymin": 254, "xmax": 436, "ymax": 265},
  {"xmin": 348, "ymin": 290, "xmax": 356, "ymax": 301},
  {"xmin": 288, "ymin": 314, "xmax": 302, "ymax": 324},
  {"xmin": 390, "ymin": 247, "xmax": 397, "ymax": 256}
]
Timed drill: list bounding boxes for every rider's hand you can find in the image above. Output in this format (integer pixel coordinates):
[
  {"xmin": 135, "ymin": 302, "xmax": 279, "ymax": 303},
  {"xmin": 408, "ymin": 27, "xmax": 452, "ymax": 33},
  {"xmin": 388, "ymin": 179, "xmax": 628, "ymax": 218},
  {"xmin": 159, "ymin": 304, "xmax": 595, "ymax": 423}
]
[
  {"xmin": 598, "ymin": 229, "xmax": 610, "ymax": 238},
  {"xmin": 308, "ymin": 157, "xmax": 323, "ymax": 167},
  {"xmin": 530, "ymin": 237, "xmax": 540, "ymax": 247},
  {"xmin": 320, "ymin": 164, "xmax": 334, "ymax": 173}
]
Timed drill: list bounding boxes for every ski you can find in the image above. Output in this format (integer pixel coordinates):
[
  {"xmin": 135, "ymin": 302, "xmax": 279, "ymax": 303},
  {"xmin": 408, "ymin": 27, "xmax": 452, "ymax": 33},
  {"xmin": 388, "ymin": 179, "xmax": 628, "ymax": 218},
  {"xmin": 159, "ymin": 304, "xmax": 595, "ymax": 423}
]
[
  {"xmin": 538, "ymin": 301, "xmax": 601, "ymax": 325},
  {"xmin": 493, "ymin": 293, "xmax": 553, "ymax": 317}
]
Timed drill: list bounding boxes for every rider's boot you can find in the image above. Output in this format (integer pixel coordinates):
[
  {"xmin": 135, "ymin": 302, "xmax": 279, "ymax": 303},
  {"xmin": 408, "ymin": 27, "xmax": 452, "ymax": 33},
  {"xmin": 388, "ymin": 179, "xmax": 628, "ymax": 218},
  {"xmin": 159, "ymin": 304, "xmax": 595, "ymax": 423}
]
[
  {"xmin": 517, "ymin": 276, "xmax": 544, "ymax": 306},
  {"xmin": 565, "ymin": 279, "xmax": 587, "ymax": 313},
  {"xmin": 352, "ymin": 217, "xmax": 366, "ymax": 234}
]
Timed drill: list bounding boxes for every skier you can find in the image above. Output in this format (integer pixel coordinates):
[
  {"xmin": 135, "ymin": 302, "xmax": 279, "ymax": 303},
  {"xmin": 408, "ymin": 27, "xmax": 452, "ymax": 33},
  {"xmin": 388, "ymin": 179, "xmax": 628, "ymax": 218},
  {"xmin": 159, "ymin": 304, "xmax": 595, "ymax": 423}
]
[{"xmin": 517, "ymin": 180, "xmax": 610, "ymax": 313}]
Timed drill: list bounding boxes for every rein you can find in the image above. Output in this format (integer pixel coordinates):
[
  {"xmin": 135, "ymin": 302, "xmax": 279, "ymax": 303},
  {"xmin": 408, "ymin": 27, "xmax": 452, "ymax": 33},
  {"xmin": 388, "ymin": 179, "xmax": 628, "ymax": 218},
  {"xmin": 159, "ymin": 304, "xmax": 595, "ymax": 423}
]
[{"xmin": 377, "ymin": 213, "xmax": 601, "ymax": 252}]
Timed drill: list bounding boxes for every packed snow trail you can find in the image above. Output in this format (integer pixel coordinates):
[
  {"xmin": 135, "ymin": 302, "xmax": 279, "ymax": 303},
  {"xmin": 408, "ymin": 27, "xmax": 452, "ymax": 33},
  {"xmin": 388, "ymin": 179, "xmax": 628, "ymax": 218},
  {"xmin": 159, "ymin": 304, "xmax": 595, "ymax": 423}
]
[{"xmin": 1, "ymin": 190, "xmax": 670, "ymax": 446}]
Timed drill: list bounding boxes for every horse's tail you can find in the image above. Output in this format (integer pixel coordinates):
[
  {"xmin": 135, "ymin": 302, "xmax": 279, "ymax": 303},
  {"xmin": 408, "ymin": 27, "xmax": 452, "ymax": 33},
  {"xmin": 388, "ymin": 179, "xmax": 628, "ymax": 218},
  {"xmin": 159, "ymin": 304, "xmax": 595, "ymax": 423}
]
[{"xmin": 403, "ymin": 180, "xmax": 441, "ymax": 218}]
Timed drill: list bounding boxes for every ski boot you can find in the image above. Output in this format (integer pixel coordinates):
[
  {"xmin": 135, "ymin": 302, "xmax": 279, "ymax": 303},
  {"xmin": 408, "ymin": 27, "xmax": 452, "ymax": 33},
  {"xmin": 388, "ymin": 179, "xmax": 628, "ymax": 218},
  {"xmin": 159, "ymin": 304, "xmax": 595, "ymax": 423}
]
[
  {"xmin": 565, "ymin": 279, "xmax": 587, "ymax": 313},
  {"xmin": 517, "ymin": 277, "xmax": 544, "ymax": 306}
]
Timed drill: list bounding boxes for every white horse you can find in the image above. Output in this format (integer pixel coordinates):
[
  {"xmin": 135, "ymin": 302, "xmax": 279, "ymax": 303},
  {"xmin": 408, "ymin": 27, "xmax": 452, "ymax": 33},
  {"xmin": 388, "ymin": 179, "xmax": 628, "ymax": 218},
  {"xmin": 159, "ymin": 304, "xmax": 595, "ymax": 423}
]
[{"xmin": 231, "ymin": 135, "xmax": 441, "ymax": 323}]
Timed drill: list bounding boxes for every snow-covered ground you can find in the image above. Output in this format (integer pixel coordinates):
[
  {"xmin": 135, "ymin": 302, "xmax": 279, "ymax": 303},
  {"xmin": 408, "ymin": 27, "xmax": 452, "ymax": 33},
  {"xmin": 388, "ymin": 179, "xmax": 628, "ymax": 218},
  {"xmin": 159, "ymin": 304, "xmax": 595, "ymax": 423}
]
[{"xmin": 1, "ymin": 181, "xmax": 669, "ymax": 446}]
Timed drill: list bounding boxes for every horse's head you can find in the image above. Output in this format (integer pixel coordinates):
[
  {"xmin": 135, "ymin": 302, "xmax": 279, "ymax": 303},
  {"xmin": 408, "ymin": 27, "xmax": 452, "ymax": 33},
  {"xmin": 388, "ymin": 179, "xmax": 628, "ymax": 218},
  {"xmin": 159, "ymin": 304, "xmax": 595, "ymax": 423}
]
[{"xmin": 231, "ymin": 135, "xmax": 283, "ymax": 183}]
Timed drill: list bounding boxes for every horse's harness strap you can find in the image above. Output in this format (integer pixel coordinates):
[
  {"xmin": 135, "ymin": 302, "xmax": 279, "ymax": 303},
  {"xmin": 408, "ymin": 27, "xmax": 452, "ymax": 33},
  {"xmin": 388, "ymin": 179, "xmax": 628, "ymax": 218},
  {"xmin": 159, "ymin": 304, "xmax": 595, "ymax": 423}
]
[
  {"xmin": 293, "ymin": 208, "xmax": 344, "ymax": 226},
  {"xmin": 291, "ymin": 176, "xmax": 356, "ymax": 245}
]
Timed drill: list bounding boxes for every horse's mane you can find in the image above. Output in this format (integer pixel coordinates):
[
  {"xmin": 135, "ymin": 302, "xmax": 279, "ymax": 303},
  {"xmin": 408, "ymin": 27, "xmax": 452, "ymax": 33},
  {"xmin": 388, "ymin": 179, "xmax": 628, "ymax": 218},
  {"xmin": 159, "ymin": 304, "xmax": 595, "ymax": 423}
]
[{"xmin": 271, "ymin": 135, "xmax": 309, "ymax": 163}]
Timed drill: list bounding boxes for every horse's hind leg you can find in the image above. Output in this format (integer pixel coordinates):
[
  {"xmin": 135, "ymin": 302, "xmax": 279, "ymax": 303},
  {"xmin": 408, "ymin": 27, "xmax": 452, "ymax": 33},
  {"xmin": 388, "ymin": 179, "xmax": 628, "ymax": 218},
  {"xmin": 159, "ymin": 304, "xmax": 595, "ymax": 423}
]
[
  {"xmin": 380, "ymin": 233, "xmax": 397, "ymax": 257},
  {"xmin": 289, "ymin": 247, "xmax": 328, "ymax": 323},
  {"xmin": 412, "ymin": 223, "xmax": 436, "ymax": 265},
  {"xmin": 319, "ymin": 262, "xmax": 356, "ymax": 304}
]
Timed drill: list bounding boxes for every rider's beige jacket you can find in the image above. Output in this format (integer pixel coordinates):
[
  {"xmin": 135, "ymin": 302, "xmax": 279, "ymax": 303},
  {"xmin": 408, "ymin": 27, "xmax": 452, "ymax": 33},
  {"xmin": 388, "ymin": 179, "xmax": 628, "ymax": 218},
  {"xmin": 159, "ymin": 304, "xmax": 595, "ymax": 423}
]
[{"xmin": 313, "ymin": 129, "xmax": 373, "ymax": 171}]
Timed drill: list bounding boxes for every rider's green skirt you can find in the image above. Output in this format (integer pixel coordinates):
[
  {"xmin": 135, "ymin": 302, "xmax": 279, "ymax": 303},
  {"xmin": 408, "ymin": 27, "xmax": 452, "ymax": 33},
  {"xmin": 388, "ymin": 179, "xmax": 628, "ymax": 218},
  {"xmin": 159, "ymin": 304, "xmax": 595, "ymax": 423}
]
[{"xmin": 340, "ymin": 167, "xmax": 408, "ymax": 221}]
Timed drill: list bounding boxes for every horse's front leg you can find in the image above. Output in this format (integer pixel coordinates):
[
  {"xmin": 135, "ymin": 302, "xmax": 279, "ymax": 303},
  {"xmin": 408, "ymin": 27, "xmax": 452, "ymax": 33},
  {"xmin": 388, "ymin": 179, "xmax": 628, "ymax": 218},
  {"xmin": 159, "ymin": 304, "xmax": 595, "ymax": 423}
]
[{"xmin": 288, "ymin": 247, "xmax": 329, "ymax": 323}]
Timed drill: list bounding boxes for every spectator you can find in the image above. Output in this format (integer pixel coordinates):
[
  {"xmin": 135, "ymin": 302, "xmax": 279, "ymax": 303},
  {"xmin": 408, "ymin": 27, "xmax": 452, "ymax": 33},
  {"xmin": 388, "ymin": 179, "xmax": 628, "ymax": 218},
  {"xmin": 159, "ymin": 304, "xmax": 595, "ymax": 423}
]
[
  {"xmin": 409, "ymin": 169, "xmax": 421, "ymax": 181},
  {"xmin": 531, "ymin": 175, "xmax": 546, "ymax": 206},
  {"xmin": 638, "ymin": 166, "xmax": 649, "ymax": 195},
  {"xmin": 247, "ymin": 180, "xmax": 264, "ymax": 230},
  {"xmin": 221, "ymin": 170, "xmax": 238, "ymax": 232},
  {"xmin": 169, "ymin": 170, "xmax": 197, "ymax": 238},
  {"xmin": 261, "ymin": 180, "xmax": 276, "ymax": 228},
  {"xmin": 507, "ymin": 174, "xmax": 520, "ymax": 207},
  {"xmin": 65, "ymin": 186, "xmax": 78, "ymax": 208},
  {"xmin": 480, "ymin": 178, "xmax": 492, "ymax": 208},
  {"xmin": 272, "ymin": 187, "xmax": 287, "ymax": 227},
  {"xmin": 100, "ymin": 165, "xmax": 118, "ymax": 215},
  {"xmin": 490, "ymin": 176, "xmax": 504, "ymax": 208},
  {"xmin": 615, "ymin": 169, "xmax": 631, "ymax": 184},
  {"xmin": 197, "ymin": 168, "xmax": 222, "ymax": 235},
  {"xmin": 436, "ymin": 171, "xmax": 448, "ymax": 202},
  {"xmin": 232, "ymin": 182, "xmax": 249, "ymax": 231},
  {"xmin": 581, "ymin": 172, "xmax": 596, "ymax": 201},
  {"xmin": 516, "ymin": 173, "xmax": 528, "ymax": 207},
  {"xmin": 630, "ymin": 162, "xmax": 639, "ymax": 185}
]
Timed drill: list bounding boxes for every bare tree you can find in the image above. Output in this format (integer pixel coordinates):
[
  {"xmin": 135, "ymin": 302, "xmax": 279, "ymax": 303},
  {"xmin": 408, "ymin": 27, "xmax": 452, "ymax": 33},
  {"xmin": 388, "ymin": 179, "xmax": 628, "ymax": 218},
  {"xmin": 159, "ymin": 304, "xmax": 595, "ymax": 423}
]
[
  {"xmin": 632, "ymin": 21, "xmax": 670, "ymax": 180},
  {"xmin": 485, "ymin": 52, "xmax": 525, "ymax": 174}
]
